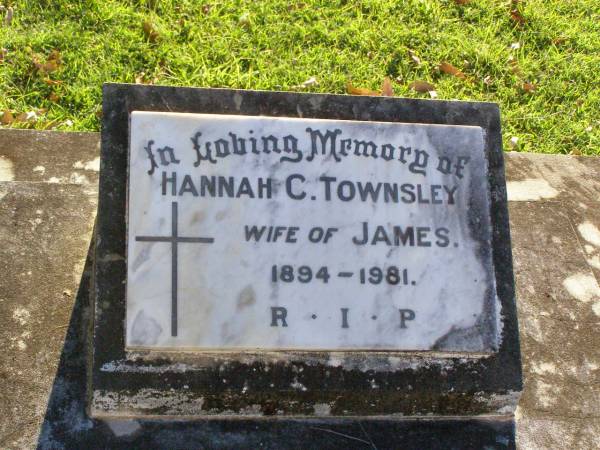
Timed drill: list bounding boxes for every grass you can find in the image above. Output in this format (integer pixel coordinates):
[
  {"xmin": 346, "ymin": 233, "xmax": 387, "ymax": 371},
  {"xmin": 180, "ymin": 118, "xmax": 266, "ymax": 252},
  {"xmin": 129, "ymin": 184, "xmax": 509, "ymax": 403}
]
[{"xmin": 0, "ymin": 0, "xmax": 599, "ymax": 155}]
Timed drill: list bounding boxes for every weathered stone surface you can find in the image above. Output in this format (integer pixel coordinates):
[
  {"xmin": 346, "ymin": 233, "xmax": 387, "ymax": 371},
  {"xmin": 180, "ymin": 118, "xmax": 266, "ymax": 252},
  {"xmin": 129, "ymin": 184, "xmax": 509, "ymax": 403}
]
[
  {"xmin": 1, "ymin": 130, "xmax": 599, "ymax": 447},
  {"xmin": 0, "ymin": 128, "xmax": 100, "ymax": 184},
  {"xmin": 505, "ymin": 152, "xmax": 600, "ymax": 449},
  {"xmin": 0, "ymin": 130, "xmax": 98, "ymax": 449}
]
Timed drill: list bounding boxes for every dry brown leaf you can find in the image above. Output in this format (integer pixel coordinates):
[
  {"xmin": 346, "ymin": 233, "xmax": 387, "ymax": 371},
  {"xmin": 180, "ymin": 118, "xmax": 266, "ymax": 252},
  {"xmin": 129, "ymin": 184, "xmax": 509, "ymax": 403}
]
[
  {"xmin": 287, "ymin": 2, "xmax": 306, "ymax": 11},
  {"xmin": 33, "ymin": 50, "xmax": 61, "ymax": 74},
  {"xmin": 143, "ymin": 20, "xmax": 159, "ymax": 43},
  {"xmin": 453, "ymin": 0, "xmax": 470, "ymax": 4},
  {"xmin": 439, "ymin": 62, "xmax": 467, "ymax": 80},
  {"xmin": 0, "ymin": 48, "xmax": 7, "ymax": 62},
  {"xmin": 508, "ymin": 56, "xmax": 521, "ymax": 75},
  {"xmin": 48, "ymin": 92, "xmax": 60, "ymax": 102},
  {"xmin": 409, "ymin": 80, "xmax": 436, "ymax": 93},
  {"xmin": 407, "ymin": 49, "xmax": 421, "ymax": 65},
  {"xmin": 42, "ymin": 60, "xmax": 59, "ymax": 72},
  {"xmin": 48, "ymin": 50, "xmax": 61, "ymax": 62},
  {"xmin": 16, "ymin": 113, "xmax": 37, "ymax": 125},
  {"xmin": 43, "ymin": 78, "xmax": 63, "ymax": 85},
  {"xmin": 16, "ymin": 112, "xmax": 29, "ymax": 123},
  {"xmin": 1, "ymin": 110, "xmax": 14, "ymax": 125},
  {"xmin": 522, "ymin": 82, "xmax": 536, "ymax": 92},
  {"xmin": 552, "ymin": 37, "xmax": 566, "ymax": 46},
  {"xmin": 381, "ymin": 77, "xmax": 393, "ymax": 96},
  {"xmin": 346, "ymin": 82, "xmax": 380, "ymax": 96},
  {"xmin": 510, "ymin": 9, "xmax": 525, "ymax": 26}
]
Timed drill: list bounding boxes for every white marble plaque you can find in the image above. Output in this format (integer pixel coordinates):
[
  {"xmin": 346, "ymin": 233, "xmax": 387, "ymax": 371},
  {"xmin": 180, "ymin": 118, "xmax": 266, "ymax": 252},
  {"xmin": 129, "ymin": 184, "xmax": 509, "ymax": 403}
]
[{"xmin": 126, "ymin": 111, "xmax": 500, "ymax": 352}]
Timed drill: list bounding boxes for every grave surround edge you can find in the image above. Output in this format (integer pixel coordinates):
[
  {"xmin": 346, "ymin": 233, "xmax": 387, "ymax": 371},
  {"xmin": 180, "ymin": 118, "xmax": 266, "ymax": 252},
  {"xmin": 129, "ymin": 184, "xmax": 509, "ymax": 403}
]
[{"xmin": 90, "ymin": 83, "xmax": 522, "ymax": 418}]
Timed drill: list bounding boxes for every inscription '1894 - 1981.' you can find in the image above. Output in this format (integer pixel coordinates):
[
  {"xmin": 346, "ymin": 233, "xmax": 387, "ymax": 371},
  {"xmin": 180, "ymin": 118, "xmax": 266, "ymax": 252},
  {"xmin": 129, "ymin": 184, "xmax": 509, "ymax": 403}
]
[{"xmin": 126, "ymin": 111, "xmax": 499, "ymax": 352}]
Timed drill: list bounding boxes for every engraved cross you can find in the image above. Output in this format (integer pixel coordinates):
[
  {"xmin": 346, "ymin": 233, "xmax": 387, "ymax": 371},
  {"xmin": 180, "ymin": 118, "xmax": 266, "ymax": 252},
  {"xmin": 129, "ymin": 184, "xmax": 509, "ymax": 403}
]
[{"xmin": 135, "ymin": 201, "xmax": 214, "ymax": 337}]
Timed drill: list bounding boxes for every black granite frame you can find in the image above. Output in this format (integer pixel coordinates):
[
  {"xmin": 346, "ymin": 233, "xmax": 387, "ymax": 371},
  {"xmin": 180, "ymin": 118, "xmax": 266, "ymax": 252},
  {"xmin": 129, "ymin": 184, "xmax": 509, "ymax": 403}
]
[{"xmin": 91, "ymin": 83, "xmax": 521, "ymax": 419}]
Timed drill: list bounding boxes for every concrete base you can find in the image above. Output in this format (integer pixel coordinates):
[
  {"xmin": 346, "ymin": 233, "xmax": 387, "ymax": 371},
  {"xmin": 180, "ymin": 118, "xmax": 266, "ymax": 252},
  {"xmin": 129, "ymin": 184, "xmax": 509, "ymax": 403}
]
[
  {"xmin": 506, "ymin": 153, "xmax": 600, "ymax": 449},
  {"xmin": 0, "ymin": 130, "xmax": 598, "ymax": 448}
]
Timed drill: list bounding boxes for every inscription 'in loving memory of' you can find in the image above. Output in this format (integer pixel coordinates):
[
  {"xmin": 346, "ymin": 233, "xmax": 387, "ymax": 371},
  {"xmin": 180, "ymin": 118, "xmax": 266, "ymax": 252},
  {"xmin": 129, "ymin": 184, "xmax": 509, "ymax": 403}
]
[{"xmin": 144, "ymin": 127, "xmax": 472, "ymax": 176}]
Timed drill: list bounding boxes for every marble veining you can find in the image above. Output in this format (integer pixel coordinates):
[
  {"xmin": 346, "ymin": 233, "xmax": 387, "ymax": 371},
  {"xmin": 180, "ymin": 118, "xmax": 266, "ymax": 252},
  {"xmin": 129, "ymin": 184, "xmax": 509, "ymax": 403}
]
[{"xmin": 126, "ymin": 111, "xmax": 498, "ymax": 352}]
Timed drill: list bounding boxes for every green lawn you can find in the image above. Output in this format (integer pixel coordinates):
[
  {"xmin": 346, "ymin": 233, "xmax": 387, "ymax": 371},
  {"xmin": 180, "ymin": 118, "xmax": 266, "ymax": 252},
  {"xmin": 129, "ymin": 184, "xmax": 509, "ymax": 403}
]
[{"xmin": 1, "ymin": 0, "xmax": 599, "ymax": 155}]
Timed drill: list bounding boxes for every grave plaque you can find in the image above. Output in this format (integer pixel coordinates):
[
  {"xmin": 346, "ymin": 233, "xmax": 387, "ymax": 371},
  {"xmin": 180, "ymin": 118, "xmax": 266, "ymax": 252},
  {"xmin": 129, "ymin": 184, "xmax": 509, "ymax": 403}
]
[
  {"xmin": 90, "ymin": 84, "xmax": 522, "ymax": 420},
  {"xmin": 127, "ymin": 112, "xmax": 497, "ymax": 352}
]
